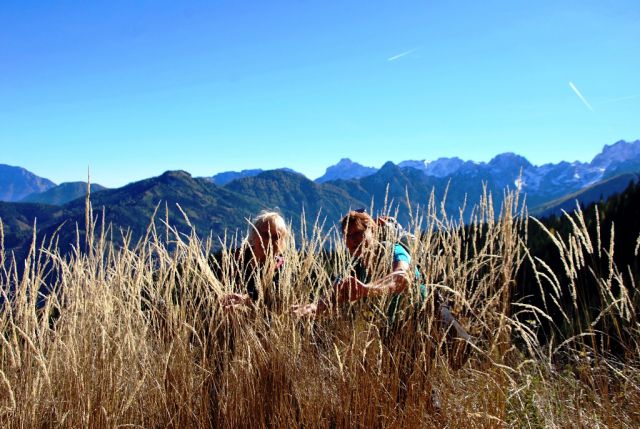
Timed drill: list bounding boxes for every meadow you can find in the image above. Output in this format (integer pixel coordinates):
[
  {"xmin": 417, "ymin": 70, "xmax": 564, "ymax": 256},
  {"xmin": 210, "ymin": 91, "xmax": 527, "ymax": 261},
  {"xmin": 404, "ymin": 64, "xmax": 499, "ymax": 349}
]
[{"xmin": 0, "ymin": 190, "xmax": 638, "ymax": 428}]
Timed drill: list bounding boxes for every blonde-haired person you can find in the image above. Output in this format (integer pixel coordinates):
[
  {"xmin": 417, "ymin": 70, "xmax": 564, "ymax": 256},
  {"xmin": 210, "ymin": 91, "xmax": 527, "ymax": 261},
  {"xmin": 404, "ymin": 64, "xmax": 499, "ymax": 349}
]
[
  {"xmin": 207, "ymin": 211, "xmax": 289, "ymax": 425},
  {"xmin": 247, "ymin": 211, "xmax": 288, "ymax": 265},
  {"xmin": 217, "ymin": 211, "xmax": 288, "ymax": 311}
]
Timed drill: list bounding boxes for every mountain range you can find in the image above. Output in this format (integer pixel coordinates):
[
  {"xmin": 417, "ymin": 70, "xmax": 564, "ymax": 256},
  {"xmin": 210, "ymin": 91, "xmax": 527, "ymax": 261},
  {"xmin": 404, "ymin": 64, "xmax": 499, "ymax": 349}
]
[
  {"xmin": 316, "ymin": 140, "xmax": 640, "ymax": 210},
  {"xmin": 1, "ymin": 140, "xmax": 639, "ymax": 261},
  {"xmin": 208, "ymin": 140, "xmax": 640, "ymax": 206}
]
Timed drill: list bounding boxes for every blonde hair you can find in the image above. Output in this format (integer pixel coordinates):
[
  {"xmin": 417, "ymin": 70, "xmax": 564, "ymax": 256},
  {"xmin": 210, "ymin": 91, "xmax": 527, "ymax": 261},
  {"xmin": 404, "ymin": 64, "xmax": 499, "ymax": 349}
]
[{"xmin": 247, "ymin": 211, "xmax": 287, "ymax": 244}]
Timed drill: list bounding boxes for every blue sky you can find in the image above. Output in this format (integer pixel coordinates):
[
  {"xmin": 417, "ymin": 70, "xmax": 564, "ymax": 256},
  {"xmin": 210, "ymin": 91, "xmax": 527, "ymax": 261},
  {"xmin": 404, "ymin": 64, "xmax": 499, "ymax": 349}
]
[{"xmin": 1, "ymin": 0, "xmax": 639, "ymax": 187}]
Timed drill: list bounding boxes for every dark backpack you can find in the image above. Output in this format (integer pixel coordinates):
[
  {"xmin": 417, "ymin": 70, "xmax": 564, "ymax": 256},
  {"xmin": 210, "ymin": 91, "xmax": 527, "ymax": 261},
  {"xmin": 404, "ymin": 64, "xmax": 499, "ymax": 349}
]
[{"xmin": 375, "ymin": 215, "xmax": 420, "ymax": 255}]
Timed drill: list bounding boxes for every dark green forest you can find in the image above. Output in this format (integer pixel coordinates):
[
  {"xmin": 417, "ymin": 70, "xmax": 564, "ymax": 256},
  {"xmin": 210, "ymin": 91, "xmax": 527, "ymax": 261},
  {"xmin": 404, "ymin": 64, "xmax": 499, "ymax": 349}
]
[{"xmin": 517, "ymin": 180, "xmax": 640, "ymax": 354}]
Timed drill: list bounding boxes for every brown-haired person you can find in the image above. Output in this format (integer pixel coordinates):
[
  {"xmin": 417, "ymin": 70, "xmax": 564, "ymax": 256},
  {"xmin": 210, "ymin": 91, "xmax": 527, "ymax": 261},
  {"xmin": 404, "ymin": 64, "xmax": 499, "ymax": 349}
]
[
  {"xmin": 293, "ymin": 210, "xmax": 470, "ymax": 344},
  {"xmin": 293, "ymin": 210, "xmax": 453, "ymax": 413},
  {"xmin": 293, "ymin": 209, "xmax": 417, "ymax": 318},
  {"xmin": 216, "ymin": 211, "xmax": 289, "ymax": 312}
]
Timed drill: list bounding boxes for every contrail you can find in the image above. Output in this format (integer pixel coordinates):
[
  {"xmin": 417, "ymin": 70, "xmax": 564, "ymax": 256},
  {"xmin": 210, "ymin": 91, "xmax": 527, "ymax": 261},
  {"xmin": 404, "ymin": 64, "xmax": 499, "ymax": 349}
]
[
  {"xmin": 569, "ymin": 81, "xmax": 594, "ymax": 112},
  {"xmin": 600, "ymin": 94, "xmax": 640, "ymax": 104},
  {"xmin": 388, "ymin": 48, "xmax": 418, "ymax": 62}
]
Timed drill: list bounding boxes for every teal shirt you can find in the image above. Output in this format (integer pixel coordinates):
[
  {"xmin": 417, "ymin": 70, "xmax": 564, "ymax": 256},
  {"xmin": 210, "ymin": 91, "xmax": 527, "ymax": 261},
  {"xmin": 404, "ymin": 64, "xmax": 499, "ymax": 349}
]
[
  {"xmin": 392, "ymin": 243, "xmax": 411, "ymax": 264},
  {"xmin": 387, "ymin": 244, "xmax": 427, "ymax": 324},
  {"xmin": 353, "ymin": 243, "xmax": 426, "ymax": 324}
]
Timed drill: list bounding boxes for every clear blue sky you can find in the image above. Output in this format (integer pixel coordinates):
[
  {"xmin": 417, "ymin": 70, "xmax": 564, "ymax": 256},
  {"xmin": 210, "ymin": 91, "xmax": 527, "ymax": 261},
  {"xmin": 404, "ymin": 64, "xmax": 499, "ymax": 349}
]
[{"xmin": 1, "ymin": 0, "xmax": 639, "ymax": 187}]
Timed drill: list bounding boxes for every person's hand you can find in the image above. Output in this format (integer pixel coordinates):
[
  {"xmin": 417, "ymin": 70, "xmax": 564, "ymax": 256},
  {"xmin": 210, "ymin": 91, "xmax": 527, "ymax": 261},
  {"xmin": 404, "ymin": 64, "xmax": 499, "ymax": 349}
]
[
  {"xmin": 291, "ymin": 303, "xmax": 318, "ymax": 317},
  {"xmin": 334, "ymin": 276, "xmax": 368, "ymax": 302},
  {"xmin": 220, "ymin": 293, "xmax": 251, "ymax": 311}
]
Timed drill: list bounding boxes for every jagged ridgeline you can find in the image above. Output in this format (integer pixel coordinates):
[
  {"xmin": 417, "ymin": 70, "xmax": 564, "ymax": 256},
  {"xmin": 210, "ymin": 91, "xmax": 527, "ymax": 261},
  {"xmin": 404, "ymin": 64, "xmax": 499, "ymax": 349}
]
[
  {"xmin": 1, "ymin": 159, "xmax": 639, "ymax": 269},
  {"xmin": 2, "ymin": 140, "xmax": 640, "ymax": 263}
]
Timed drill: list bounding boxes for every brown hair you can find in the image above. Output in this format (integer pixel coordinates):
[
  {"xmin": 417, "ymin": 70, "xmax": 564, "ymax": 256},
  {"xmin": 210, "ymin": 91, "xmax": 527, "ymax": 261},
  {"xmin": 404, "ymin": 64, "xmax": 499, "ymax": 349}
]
[{"xmin": 341, "ymin": 210, "xmax": 376, "ymax": 234}]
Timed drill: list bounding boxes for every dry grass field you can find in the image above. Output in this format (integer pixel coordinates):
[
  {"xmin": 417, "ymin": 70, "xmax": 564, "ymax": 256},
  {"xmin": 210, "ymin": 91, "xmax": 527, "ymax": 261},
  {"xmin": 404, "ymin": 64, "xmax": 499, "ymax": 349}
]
[{"xmin": 1, "ymin": 191, "xmax": 638, "ymax": 428}]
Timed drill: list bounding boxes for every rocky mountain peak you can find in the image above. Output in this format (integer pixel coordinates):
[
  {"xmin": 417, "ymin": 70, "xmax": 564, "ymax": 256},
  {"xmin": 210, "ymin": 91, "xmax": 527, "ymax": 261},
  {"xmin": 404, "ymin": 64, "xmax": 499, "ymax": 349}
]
[
  {"xmin": 315, "ymin": 158, "xmax": 377, "ymax": 183},
  {"xmin": 399, "ymin": 157, "xmax": 467, "ymax": 177},
  {"xmin": 489, "ymin": 153, "xmax": 532, "ymax": 168},
  {"xmin": 592, "ymin": 140, "xmax": 640, "ymax": 169}
]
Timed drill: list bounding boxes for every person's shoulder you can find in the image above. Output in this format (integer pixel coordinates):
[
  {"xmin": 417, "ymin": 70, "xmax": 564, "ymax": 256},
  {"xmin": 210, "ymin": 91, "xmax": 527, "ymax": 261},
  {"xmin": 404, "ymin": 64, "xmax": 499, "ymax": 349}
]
[{"xmin": 392, "ymin": 243, "xmax": 411, "ymax": 264}]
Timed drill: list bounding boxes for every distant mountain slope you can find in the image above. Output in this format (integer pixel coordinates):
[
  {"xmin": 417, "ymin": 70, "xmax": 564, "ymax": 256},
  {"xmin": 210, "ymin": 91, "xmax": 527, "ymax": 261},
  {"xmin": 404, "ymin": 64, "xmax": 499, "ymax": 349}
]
[
  {"xmin": 209, "ymin": 169, "xmax": 264, "ymax": 185},
  {"xmin": 0, "ymin": 201, "xmax": 65, "ymax": 263},
  {"xmin": 223, "ymin": 169, "xmax": 367, "ymax": 230},
  {"xmin": 20, "ymin": 182, "xmax": 107, "ymax": 205},
  {"xmin": 60, "ymin": 170, "xmax": 256, "ymax": 242},
  {"xmin": 531, "ymin": 173, "xmax": 640, "ymax": 218},
  {"xmin": 209, "ymin": 168, "xmax": 302, "ymax": 185},
  {"xmin": 325, "ymin": 162, "xmax": 478, "ymax": 224},
  {"xmin": 0, "ymin": 164, "xmax": 56, "ymax": 202},
  {"xmin": 399, "ymin": 157, "xmax": 470, "ymax": 178}
]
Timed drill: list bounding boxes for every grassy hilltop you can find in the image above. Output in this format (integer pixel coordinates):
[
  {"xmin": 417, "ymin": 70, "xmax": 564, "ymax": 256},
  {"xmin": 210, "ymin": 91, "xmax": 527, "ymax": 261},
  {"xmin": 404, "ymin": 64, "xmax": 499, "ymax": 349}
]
[{"xmin": 0, "ymin": 187, "xmax": 639, "ymax": 428}]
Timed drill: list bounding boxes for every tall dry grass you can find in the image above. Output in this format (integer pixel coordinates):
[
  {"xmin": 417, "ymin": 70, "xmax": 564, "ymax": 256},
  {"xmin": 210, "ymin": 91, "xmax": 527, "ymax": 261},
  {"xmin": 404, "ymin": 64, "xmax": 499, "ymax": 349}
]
[{"xmin": 0, "ymin": 189, "xmax": 638, "ymax": 428}]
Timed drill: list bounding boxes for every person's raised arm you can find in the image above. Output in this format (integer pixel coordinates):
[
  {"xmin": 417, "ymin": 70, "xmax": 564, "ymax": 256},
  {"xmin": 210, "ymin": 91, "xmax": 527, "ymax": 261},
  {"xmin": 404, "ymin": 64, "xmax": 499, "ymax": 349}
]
[
  {"xmin": 359, "ymin": 260, "xmax": 411, "ymax": 297},
  {"xmin": 335, "ymin": 260, "xmax": 411, "ymax": 301},
  {"xmin": 293, "ymin": 260, "xmax": 412, "ymax": 317}
]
